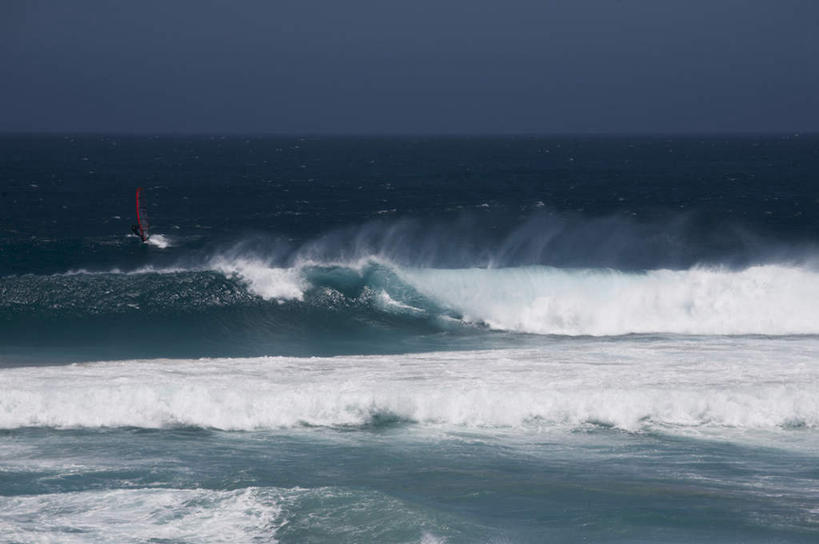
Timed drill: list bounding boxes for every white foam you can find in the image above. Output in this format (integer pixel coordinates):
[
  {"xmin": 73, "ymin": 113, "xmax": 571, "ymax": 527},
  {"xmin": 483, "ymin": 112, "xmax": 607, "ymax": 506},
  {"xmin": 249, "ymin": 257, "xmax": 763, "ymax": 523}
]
[
  {"xmin": 2, "ymin": 338, "xmax": 818, "ymax": 434},
  {"xmin": 145, "ymin": 233, "xmax": 172, "ymax": 248},
  {"xmin": 0, "ymin": 488, "xmax": 282, "ymax": 544},
  {"xmin": 46, "ymin": 259, "xmax": 819, "ymax": 335},
  {"xmin": 0, "ymin": 485, "xmax": 455, "ymax": 543},
  {"xmin": 209, "ymin": 256, "xmax": 306, "ymax": 301},
  {"xmin": 377, "ymin": 289, "xmax": 423, "ymax": 313},
  {"xmin": 62, "ymin": 265, "xmax": 189, "ymax": 276},
  {"xmin": 397, "ymin": 264, "xmax": 819, "ymax": 335}
]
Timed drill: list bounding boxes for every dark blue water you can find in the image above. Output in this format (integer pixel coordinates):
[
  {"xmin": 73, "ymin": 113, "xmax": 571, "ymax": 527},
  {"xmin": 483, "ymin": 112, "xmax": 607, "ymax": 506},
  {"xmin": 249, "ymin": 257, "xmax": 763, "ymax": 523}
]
[
  {"xmin": 1, "ymin": 135, "xmax": 818, "ymax": 542},
  {"xmin": 3, "ymin": 134, "xmax": 819, "ymax": 275}
]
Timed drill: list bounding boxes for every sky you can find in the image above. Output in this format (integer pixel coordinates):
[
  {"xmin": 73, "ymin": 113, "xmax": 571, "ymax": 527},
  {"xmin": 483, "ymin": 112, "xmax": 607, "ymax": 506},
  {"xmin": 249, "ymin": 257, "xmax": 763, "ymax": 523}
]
[{"xmin": 1, "ymin": 0, "xmax": 818, "ymax": 134}]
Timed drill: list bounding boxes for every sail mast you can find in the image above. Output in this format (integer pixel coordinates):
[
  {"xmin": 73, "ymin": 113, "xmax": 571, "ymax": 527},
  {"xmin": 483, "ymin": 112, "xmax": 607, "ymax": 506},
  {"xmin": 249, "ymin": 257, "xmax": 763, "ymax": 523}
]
[{"xmin": 136, "ymin": 187, "xmax": 149, "ymax": 241}]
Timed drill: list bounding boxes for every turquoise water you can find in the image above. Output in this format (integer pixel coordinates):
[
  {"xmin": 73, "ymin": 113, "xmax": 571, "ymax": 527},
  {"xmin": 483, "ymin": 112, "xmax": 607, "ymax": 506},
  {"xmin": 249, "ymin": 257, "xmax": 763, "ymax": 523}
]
[{"xmin": 2, "ymin": 136, "xmax": 819, "ymax": 542}]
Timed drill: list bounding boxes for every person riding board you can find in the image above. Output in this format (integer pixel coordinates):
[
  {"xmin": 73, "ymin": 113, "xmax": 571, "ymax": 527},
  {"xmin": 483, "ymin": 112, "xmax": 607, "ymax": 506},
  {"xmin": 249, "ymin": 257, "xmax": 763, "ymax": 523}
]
[
  {"xmin": 131, "ymin": 224, "xmax": 146, "ymax": 242},
  {"xmin": 132, "ymin": 187, "xmax": 151, "ymax": 242}
]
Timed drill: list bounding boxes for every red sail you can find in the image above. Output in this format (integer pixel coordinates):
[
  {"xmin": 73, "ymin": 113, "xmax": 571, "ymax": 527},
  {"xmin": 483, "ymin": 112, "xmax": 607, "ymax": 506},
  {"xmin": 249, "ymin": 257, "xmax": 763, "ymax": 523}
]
[{"xmin": 136, "ymin": 187, "xmax": 150, "ymax": 241}]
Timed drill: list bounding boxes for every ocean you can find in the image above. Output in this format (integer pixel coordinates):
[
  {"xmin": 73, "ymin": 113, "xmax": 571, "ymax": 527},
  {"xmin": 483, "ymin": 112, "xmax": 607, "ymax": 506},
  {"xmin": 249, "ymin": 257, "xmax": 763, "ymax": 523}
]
[{"xmin": 1, "ymin": 134, "xmax": 818, "ymax": 542}]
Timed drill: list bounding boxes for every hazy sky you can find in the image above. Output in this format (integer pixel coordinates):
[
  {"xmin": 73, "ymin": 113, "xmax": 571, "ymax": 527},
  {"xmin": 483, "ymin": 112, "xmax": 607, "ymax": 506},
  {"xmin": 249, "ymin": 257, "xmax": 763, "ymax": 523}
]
[{"xmin": 2, "ymin": 0, "xmax": 818, "ymax": 134}]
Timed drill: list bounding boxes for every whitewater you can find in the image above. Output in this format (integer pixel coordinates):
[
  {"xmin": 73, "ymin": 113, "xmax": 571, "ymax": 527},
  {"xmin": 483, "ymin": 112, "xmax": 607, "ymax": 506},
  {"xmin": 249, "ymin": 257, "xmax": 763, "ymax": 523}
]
[
  {"xmin": 4, "ymin": 134, "xmax": 819, "ymax": 543},
  {"xmin": 219, "ymin": 258, "xmax": 819, "ymax": 336},
  {"xmin": 2, "ymin": 338, "xmax": 818, "ymax": 433},
  {"xmin": 14, "ymin": 258, "xmax": 819, "ymax": 337}
]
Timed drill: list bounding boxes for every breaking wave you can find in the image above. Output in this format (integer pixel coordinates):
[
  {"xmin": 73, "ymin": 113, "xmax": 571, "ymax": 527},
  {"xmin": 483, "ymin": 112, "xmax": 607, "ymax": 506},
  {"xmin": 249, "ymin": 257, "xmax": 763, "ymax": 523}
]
[
  {"xmin": 395, "ymin": 264, "xmax": 819, "ymax": 336},
  {"xmin": 4, "ymin": 258, "xmax": 819, "ymax": 351},
  {"xmin": 1, "ymin": 340, "xmax": 817, "ymax": 432}
]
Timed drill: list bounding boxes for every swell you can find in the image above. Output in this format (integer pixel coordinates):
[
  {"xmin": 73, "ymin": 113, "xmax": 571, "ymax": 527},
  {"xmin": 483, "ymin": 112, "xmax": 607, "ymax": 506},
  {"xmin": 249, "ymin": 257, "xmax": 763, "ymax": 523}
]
[
  {"xmin": 4, "ymin": 258, "xmax": 819, "ymax": 352},
  {"xmin": 0, "ymin": 263, "xmax": 463, "ymax": 362}
]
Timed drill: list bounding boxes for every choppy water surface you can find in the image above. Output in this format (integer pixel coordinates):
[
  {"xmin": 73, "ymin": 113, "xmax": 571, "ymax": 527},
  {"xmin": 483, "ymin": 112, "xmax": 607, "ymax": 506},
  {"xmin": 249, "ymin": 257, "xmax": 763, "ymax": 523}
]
[{"xmin": 2, "ymin": 135, "xmax": 819, "ymax": 542}]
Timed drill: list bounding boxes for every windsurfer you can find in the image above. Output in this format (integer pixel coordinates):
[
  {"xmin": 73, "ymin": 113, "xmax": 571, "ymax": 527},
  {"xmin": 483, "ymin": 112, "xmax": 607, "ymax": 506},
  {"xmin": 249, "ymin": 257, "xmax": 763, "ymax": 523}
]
[{"xmin": 131, "ymin": 224, "xmax": 145, "ymax": 241}]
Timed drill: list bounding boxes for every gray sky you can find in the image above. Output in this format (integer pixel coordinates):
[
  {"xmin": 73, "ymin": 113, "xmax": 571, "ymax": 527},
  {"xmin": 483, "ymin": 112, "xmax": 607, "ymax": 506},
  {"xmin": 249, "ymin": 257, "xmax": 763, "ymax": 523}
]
[{"xmin": 2, "ymin": 0, "xmax": 818, "ymax": 134}]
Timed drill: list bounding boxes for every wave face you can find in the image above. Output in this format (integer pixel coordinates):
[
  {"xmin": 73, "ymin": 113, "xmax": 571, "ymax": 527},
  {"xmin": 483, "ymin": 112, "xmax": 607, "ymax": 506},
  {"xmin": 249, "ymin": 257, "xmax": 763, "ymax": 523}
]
[
  {"xmin": 3, "ymin": 135, "xmax": 819, "ymax": 360},
  {"xmin": 4, "ymin": 259, "xmax": 819, "ymax": 362},
  {"xmin": 3, "ymin": 259, "xmax": 819, "ymax": 364},
  {"xmin": 0, "ymin": 260, "xmax": 459, "ymax": 361},
  {"xmin": 2, "ymin": 338, "xmax": 817, "ymax": 432},
  {"xmin": 3, "ymin": 136, "xmax": 819, "ymax": 543}
]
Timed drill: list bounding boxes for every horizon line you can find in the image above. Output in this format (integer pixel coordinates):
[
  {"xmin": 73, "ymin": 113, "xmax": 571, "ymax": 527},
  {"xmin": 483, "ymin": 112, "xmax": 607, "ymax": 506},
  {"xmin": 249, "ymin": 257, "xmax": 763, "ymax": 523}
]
[{"xmin": 1, "ymin": 130, "xmax": 816, "ymax": 139}]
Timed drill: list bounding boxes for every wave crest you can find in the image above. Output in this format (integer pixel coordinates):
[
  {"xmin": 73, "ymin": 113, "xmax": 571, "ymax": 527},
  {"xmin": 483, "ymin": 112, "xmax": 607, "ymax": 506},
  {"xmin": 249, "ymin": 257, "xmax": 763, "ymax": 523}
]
[
  {"xmin": 6, "ymin": 259, "xmax": 819, "ymax": 338},
  {"xmin": 396, "ymin": 264, "xmax": 819, "ymax": 336},
  {"xmin": 211, "ymin": 258, "xmax": 819, "ymax": 336}
]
